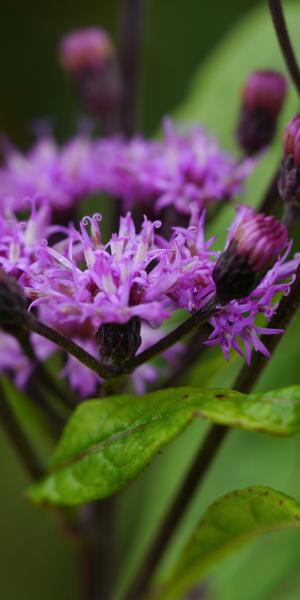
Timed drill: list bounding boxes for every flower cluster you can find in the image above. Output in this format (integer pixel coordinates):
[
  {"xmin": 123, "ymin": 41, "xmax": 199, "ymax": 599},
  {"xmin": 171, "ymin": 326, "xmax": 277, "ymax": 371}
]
[
  {"xmin": 0, "ymin": 58, "xmax": 296, "ymax": 400},
  {"xmin": 0, "ymin": 201, "xmax": 297, "ymax": 397},
  {"xmin": 0, "ymin": 136, "xmax": 94, "ymax": 215},
  {"xmin": 0, "ymin": 119, "xmax": 254, "ymax": 220}
]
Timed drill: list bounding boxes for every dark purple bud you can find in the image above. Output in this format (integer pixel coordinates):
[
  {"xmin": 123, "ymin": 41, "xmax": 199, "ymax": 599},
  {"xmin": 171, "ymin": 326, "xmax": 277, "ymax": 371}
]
[
  {"xmin": 96, "ymin": 317, "xmax": 141, "ymax": 367},
  {"xmin": 236, "ymin": 70, "xmax": 287, "ymax": 155},
  {"xmin": 58, "ymin": 28, "xmax": 122, "ymax": 132},
  {"xmin": 213, "ymin": 212, "xmax": 288, "ymax": 302},
  {"xmin": 0, "ymin": 270, "xmax": 28, "ymax": 329},
  {"xmin": 278, "ymin": 114, "xmax": 300, "ymax": 224}
]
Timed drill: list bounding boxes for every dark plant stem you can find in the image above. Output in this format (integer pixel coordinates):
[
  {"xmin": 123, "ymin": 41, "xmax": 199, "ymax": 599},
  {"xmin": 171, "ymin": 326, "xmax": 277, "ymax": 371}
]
[
  {"xmin": 78, "ymin": 499, "xmax": 118, "ymax": 600},
  {"xmin": 119, "ymin": 0, "xmax": 148, "ymax": 136},
  {"xmin": 268, "ymin": 0, "xmax": 300, "ymax": 95},
  {"xmin": 26, "ymin": 379, "xmax": 66, "ymax": 437},
  {"xmin": 256, "ymin": 0, "xmax": 300, "ymax": 219},
  {"xmin": 125, "ymin": 425, "xmax": 227, "ymax": 600},
  {"xmin": 257, "ymin": 164, "xmax": 281, "ymax": 215},
  {"xmin": 126, "ymin": 295, "xmax": 218, "ymax": 372},
  {"xmin": 23, "ymin": 315, "xmax": 116, "ymax": 380},
  {"xmin": 0, "ymin": 383, "xmax": 43, "ymax": 479},
  {"xmin": 127, "ymin": 263, "xmax": 300, "ymax": 599},
  {"xmin": 17, "ymin": 331, "xmax": 75, "ymax": 410}
]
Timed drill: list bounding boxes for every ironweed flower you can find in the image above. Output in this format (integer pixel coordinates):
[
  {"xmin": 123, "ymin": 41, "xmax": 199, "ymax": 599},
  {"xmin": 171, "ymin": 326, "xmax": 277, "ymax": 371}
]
[
  {"xmin": 237, "ymin": 70, "xmax": 287, "ymax": 155},
  {"xmin": 171, "ymin": 206, "xmax": 297, "ymax": 363},
  {"xmin": 0, "ymin": 200, "xmax": 53, "ymax": 278},
  {"xmin": 0, "ymin": 119, "xmax": 255, "ymax": 219},
  {"xmin": 154, "ymin": 120, "xmax": 255, "ymax": 215},
  {"xmin": 0, "ymin": 136, "xmax": 94, "ymax": 217},
  {"xmin": 207, "ymin": 246, "xmax": 300, "ymax": 363},
  {"xmin": 24, "ymin": 212, "xmax": 202, "ymax": 330}
]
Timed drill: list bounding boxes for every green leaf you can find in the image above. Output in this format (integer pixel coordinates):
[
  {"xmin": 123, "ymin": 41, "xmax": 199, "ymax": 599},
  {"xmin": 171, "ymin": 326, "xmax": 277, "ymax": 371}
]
[
  {"xmin": 29, "ymin": 384, "xmax": 300, "ymax": 506},
  {"xmin": 155, "ymin": 487, "xmax": 300, "ymax": 600}
]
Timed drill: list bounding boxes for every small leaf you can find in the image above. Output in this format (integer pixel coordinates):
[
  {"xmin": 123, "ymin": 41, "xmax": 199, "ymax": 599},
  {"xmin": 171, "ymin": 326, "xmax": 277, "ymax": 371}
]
[
  {"xmin": 28, "ymin": 385, "xmax": 300, "ymax": 506},
  {"xmin": 155, "ymin": 487, "xmax": 300, "ymax": 600}
]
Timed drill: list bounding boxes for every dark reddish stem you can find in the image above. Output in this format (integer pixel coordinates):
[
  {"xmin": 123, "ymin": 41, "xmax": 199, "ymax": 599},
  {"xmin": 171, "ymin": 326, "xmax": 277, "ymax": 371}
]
[
  {"xmin": 119, "ymin": 0, "xmax": 148, "ymax": 136},
  {"xmin": 268, "ymin": 0, "xmax": 300, "ymax": 95},
  {"xmin": 126, "ymin": 295, "xmax": 218, "ymax": 372},
  {"xmin": 0, "ymin": 382, "xmax": 43, "ymax": 479},
  {"xmin": 257, "ymin": 164, "xmax": 281, "ymax": 215}
]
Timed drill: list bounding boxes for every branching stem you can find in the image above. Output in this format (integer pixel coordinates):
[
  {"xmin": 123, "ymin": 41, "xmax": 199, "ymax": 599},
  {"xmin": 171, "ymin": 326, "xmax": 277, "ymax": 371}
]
[
  {"xmin": 125, "ymin": 295, "xmax": 218, "ymax": 372},
  {"xmin": 0, "ymin": 382, "xmax": 43, "ymax": 479},
  {"xmin": 23, "ymin": 315, "xmax": 116, "ymax": 380},
  {"xmin": 119, "ymin": 0, "xmax": 148, "ymax": 136}
]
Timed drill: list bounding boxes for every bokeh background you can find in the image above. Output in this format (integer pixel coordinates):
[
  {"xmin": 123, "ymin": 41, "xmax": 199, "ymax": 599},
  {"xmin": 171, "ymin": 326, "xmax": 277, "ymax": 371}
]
[{"xmin": 3, "ymin": 1, "xmax": 300, "ymax": 599}]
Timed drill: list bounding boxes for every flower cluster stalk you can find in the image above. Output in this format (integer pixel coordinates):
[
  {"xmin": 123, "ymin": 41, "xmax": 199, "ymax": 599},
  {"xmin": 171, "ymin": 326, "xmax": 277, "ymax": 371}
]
[
  {"xmin": 0, "ymin": 383, "xmax": 44, "ymax": 479},
  {"xmin": 119, "ymin": 0, "xmax": 148, "ymax": 136}
]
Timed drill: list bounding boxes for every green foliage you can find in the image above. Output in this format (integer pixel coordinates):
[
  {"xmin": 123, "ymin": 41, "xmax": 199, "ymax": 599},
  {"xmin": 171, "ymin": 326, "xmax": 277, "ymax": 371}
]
[
  {"xmin": 29, "ymin": 385, "xmax": 300, "ymax": 506},
  {"xmin": 155, "ymin": 487, "xmax": 300, "ymax": 600}
]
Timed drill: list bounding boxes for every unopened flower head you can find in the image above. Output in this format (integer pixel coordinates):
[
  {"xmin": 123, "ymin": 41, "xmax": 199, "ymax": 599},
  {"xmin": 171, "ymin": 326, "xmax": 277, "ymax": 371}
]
[
  {"xmin": 213, "ymin": 207, "xmax": 288, "ymax": 302},
  {"xmin": 243, "ymin": 70, "xmax": 287, "ymax": 116},
  {"xmin": 58, "ymin": 28, "xmax": 115, "ymax": 73},
  {"xmin": 237, "ymin": 70, "xmax": 287, "ymax": 155},
  {"xmin": 58, "ymin": 28, "xmax": 122, "ymax": 128},
  {"xmin": 279, "ymin": 113, "xmax": 300, "ymax": 223}
]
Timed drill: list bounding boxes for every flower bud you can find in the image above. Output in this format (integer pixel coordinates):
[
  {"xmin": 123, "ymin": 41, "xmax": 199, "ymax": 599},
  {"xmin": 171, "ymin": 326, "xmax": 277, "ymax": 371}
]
[
  {"xmin": 0, "ymin": 270, "xmax": 28, "ymax": 329},
  {"xmin": 96, "ymin": 317, "xmax": 142, "ymax": 367},
  {"xmin": 236, "ymin": 70, "xmax": 287, "ymax": 155},
  {"xmin": 58, "ymin": 28, "xmax": 122, "ymax": 132},
  {"xmin": 278, "ymin": 114, "xmax": 300, "ymax": 224},
  {"xmin": 213, "ymin": 212, "xmax": 288, "ymax": 302}
]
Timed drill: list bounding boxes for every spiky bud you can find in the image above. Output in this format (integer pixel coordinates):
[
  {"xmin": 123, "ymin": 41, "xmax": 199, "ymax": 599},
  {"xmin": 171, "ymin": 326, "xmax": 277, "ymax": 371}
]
[
  {"xmin": 0, "ymin": 270, "xmax": 28, "ymax": 329},
  {"xmin": 96, "ymin": 317, "xmax": 142, "ymax": 367},
  {"xmin": 213, "ymin": 212, "xmax": 288, "ymax": 302},
  {"xmin": 58, "ymin": 28, "xmax": 122, "ymax": 132},
  {"xmin": 278, "ymin": 114, "xmax": 300, "ymax": 225},
  {"xmin": 236, "ymin": 70, "xmax": 287, "ymax": 155}
]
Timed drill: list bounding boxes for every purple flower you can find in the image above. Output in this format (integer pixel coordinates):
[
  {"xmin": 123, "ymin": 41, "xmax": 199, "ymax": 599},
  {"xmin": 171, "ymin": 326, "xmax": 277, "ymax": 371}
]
[
  {"xmin": 24, "ymin": 212, "xmax": 202, "ymax": 331},
  {"xmin": 0, "ymin": 135, "xmax": 95, "ymax": 215},
  {"xmin": 0, "ymin": 332, "xmax": 32, "ymax": 388},
  {"xmin": 154, "ymin": 119, "xmax": 255, "ymax": 214},
  {"xmin": 0, "ymin": 199, "xmax": 53, "ymax": 278},
  {"xmin": 207, "ymin": 246, "xmax": 300, "ymax": 363},
  {"xmin": 206, "ymin": 206, "xmax": 298, "ymax": 363},
  {"xmin": 0, "ymin": 119, "xmax": 255, "ymax": 218}
]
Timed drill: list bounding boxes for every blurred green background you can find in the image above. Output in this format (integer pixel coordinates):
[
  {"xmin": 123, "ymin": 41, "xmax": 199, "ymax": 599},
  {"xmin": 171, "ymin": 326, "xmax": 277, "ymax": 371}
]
[{"xmin": 4, "ymin": 1, "xmax": 300, "ymax": 599}]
